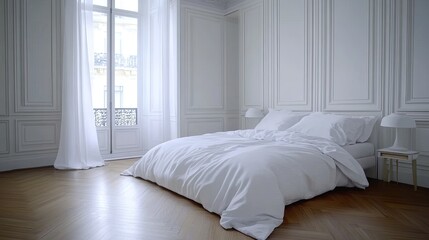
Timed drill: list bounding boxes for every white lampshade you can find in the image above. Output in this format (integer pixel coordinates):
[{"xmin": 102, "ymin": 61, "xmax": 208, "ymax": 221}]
[
  {"xmin": 380, "ymin": 113, "xmax": 416, "ymax": 128},
  {"xmin": 381, "ymin": 113, "xmax": 416, "ymax": 151},
  {"xmin": 245, "ymin": 108, "xmax": 264, "ymax": 118}
]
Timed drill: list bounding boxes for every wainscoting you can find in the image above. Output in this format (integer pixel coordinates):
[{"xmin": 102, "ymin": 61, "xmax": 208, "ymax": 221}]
[
  {"xmin": 180, "ymin": 4, "xmax": 240, "ymax": 137},
  {"xmin": 0, "ymin": 0, "xmax": 61, "ymax": 171},
  {"xmin": 237, "ymin": 0, "xmax": 429, "ymax": 187},
  {"xmin": 1, "ymin": 0, "xmax": 428, "ymax": 189},
  {"xmin": 178, "ymin": 0, "xmax": 429, "ymax": 187}
]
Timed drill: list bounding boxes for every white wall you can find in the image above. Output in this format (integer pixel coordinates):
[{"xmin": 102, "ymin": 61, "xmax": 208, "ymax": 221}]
[
  {"xmin": 180, "ymin": 4, "xmax": 239, "ymax": 137},
  {"xmin": 239, "ymin": 1, "xmax": 264, "ymax": 129},
  {"xmin": 0, "ymin": 0, "xmax": 61, "ymax": 171},
  {"xmin": 238, "ymin": 0, "xmax": 429, "ymax": 187},
  {"xmin": 2, "ymin": 0, "xmax": 240, "ymax": 171},
  {"xmin": 393, "ymin": 0, "xmax": 429, "ymax": 188},
  {"xmin": 2, "ymin": 0, "xmax": 428, "ymax": 188}
]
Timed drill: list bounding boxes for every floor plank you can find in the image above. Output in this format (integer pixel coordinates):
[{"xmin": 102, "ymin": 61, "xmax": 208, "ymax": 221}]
[{"xmin": 1, "ymin": 159, "xmax": 428, "ymax": 240}]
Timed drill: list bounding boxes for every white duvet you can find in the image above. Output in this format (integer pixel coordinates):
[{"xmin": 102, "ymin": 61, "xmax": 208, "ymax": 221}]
[{"xmin": 122, "ymin": 130, "xmax": 369, "ymax": 239}]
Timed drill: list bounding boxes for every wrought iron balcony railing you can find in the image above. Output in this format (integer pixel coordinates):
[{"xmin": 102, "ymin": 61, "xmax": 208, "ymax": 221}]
[
  {"xmin": 93, "ymin": 108, "xmax": 137, "ymax": 127},
  {"xmin": 94, "ymin": 53, "xmax": 137, "ymax": 68}
]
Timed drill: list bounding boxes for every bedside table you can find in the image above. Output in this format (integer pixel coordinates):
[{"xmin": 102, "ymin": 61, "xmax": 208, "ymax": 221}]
[{"xmin": 378, "ymin": 148, "xmax": 419, "ymax": 191}]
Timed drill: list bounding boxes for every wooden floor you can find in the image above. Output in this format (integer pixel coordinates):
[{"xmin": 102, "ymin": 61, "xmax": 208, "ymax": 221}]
[{"xmin": 1, "ymin": 159, "xmax": 428, "ymax": 240}]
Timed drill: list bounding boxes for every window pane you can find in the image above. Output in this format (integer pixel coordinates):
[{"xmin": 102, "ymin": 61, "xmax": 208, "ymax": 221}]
[
  {"xmin": 114, "ymin": 15, "xmax": 138, "ymax": 126},
  {"xmin": 115, "ymin": 0, "xmax": 138, "ymax": 12},
  {"xmin": 92, "ymin": 12, "xmax": 108, "ymax": 127},
  {"xmin": 93, "ymin": 0, "xmax": 107, "ymax": 7}
]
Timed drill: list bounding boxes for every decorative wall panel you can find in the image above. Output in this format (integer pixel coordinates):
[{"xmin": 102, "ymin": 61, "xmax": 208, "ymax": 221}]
[
  {"xmin": 274, "ymin": 0, "xmax": 312, "ymax": 111},
  {"xmin": 0, "ymin": 0, "xmax": 62, "ymax": 171},
  {"xmin": 185, "ymin": 9, "xmax": 224, "ymax": 112},
  {"xmin": 0, "ymin": 1, "xmax": 7, "ymax": 116},
  {"xmin": 225, "ymin": 116, "xmax": 239, "ymax": 131},
  {"xmin": 240, "ymin": 2, "xmax": 263, "ymax": 110},
  {"xmin": 0, "ymin": 121, "xmax": 9, "ymax": 154},
  {"xmin": 225, "ymin": 15, "xmax": 240, "ymax": 112},
  {"xmin": 96, "ymin": 129, "xmax": 110, "ymax": 154},
  {"xmin": 235, "ymin": 0, "xmax": 429, "ymax": 187},
  {"xmin": 397, "ymin": 0, "xmax": 429, "ymax": 112},
  {"xmin": 414, "ymin": 123, "xmax": 429, "ymax": 188},
  {"xmin": 113, "ymin": 128, "xmax": 141, "ymax": 151},
  {"xmin": 415, "ymin": 123, "xmax": 429, "ymax": 167},
  {"xmin": 180, "ymin": 6, "xmax": 240, "ymax": 138},
  {"xmin": 16, "ymin": 120, "xmax": 60, "ymax": 152},
  {"xmin": 14, "ymin": 0, "xmax": 60, "ymax": 112},
  {"xmin": 185, "ymin": 118, "xmax": 224, "ymax": 136},
  {"xmin": 322, "ymin": 0, "xmax": 381, "ymax": 111}
]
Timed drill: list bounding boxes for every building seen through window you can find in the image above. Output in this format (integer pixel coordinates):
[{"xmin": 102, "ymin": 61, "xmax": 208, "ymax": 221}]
[{"xmin": 91, "ymin": 1, "xmax": 139, "ymax": 127}]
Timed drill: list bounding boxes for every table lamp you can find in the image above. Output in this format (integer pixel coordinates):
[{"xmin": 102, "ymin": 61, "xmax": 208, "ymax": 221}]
[{"xmin": 380, "ymin": 113, "xmax": 416, "ymax": 151}]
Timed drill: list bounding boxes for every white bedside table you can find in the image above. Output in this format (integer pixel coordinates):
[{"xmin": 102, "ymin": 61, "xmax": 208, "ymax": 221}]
[{"xmin": 378, "ymin": 148, "xmax": 419, "ymax": 191}]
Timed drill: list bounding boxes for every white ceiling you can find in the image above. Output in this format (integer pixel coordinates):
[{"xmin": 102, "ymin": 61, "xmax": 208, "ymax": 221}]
[{"xmin": 183, "ymin": 0, "xmax": 246, "ymax": 10}]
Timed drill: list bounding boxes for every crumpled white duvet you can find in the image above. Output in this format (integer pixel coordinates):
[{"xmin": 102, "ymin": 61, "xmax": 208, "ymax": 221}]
[{"xmin": 122, "ymin": 130, "xmax": 369, "ymax": 240}]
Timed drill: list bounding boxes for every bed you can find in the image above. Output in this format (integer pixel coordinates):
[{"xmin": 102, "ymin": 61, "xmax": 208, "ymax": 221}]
[
  {"xmin": 343, "ymin": 142, "xmax": 375, "ymax": 169},
  {"xmin": 122, "ymin": 111, "xmax": 378, "ymax": 239}
]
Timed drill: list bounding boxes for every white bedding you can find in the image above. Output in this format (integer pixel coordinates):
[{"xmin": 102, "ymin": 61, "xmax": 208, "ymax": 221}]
[
  {"xmin": 122, "ymin": 130, "xmax": 369, "ymax": 240},
  {"xmin": 342, "ymin": 142, "xmax": 374, "ymax": 159}
]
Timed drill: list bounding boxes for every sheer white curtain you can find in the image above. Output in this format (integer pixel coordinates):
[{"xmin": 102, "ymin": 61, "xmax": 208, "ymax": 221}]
[
  {"xmin": 142, "ymin": 0, "xmax": 178, "ymax": 150},
  {"xmin": 54, "ymin": 0, "xmax": 104, "ymax": 169}
]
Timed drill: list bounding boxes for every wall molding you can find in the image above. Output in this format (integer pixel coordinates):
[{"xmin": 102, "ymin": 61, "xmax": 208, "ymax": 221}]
[
  {"xmin": 239, "ymin": 2, "xmax": 264, "ymax": 112},
  {"xmin": 225, "ymin": 115, "xmax": 239, "ymax": 131},
  {"xmin": 224, "ymin": 12, "xmax": 240, "ymax": 114},
  {"xmin": 225, "ymin": 0, "xmax": 260, "ymax": 15},
  {"xmin": 181, "ymin": 0, "xmax": 226, "ymax": 15},
  {"xmin": 322, "ymin": 0, "xmax": 382, "ymax": 112},
  {"xmin": 272, "ymin": 0, "xmax": 313, "ymax": 111},
  {"xmin": 14, "ymin": 0, "xmax": 60, "ymax": 113},
  {"xmin": 181, "ymin": 6, "xmax": 240, "ymax": 136},
  {"xmin": 397, "ymin": 0, "xmax": 429, "ymax": 112},
  {"xmin": 0, "ymin": 120, "xmax": 9, "ymax": 154},
  {"xmin": 184, "ymin": 117, "xmax": 224, "ymax": 136},
  {"xmin": 112, "ymin": 127, "xmax": 142, "ymax": 151},
  {"xmin": 0, "ymin": 0, "xmax": 7, "ymax": 116},
  {"xmin": 184, "ymin": 8, "xmax": 225, "ymax": 113},
  {"xmin": 0, "ymin": 0, "xmax": 63, "ymax": 171},
  {"xmin": 15, "ymin": 119, "xmax": 60, "ymax": 153},
  {"xmin": 414, "ymin": 120, "xmax": 429, "ymax": 160},
  {"xmin": 0, "ymin": 152, "xmax": 57, "ymax": 172},
  {"xmin": 236, "ymin": 0, "xmax": 429, "ymax": 187}
]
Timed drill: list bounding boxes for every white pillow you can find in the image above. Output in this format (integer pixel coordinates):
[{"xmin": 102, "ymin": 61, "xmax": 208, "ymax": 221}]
[
  {"xmin": 355, "ymin": 116, "xmax": 377, "ymax": 142},
  {"xmin": 287, "ymin": 113, "xmax": 366, "ymax": 146},
  {"xmin": 255, "ymin": 109, "xmax": 308, "ymax": 131}
]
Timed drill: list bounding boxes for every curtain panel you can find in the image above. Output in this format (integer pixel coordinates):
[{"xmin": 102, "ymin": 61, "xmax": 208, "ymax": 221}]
[{"xmin": 55, "ymin": 0, "xmax": 104, "ymax": 169}]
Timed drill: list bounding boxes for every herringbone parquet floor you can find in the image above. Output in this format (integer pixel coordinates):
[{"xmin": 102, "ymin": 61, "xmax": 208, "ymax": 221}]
[{"xmin": 0, "ymin": 159, "xmax": 428, "ymax": 240}]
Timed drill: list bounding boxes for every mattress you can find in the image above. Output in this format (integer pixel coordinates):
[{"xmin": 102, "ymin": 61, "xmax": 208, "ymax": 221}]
[{"xmin": 342, "ymin": 143, "xmax": 375, "ymax": 169}]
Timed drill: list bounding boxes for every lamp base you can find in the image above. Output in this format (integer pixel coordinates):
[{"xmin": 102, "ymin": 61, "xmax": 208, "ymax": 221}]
[{"xmin": 389, "ymin": 129, "xmax": 410, "ymax": 152}]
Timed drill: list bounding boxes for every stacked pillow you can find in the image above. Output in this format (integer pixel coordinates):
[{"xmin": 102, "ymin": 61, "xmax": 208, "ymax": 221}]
[
  {"xmin": 255, "ymin": 109, "xmax": 308, "ymax": 131},
  {"xmin": 287, "ymin": 113, "xmax": 365, "ymax": 145},
  {"xmin": 254, "ymin": 110, "xmax": 377, "ymax": 146},
  {"xmin": 353, "ymin": 116, "xmax": 377, "ymax": 143}
]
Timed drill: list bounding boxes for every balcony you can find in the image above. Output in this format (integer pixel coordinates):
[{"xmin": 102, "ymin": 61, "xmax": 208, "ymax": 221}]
[{"xmin": 93, "ymin": 108, "xmax": 137, "ymax": 127}]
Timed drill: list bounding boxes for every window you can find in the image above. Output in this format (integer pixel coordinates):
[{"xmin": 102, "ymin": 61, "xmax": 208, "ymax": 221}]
[
  {"xmin": 92, "ymin": 0, "xmax": 139, "ymax": 126},
  {"xmin": 92, "ymin": 0, "xmax": 144, "ymax": 155}
]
